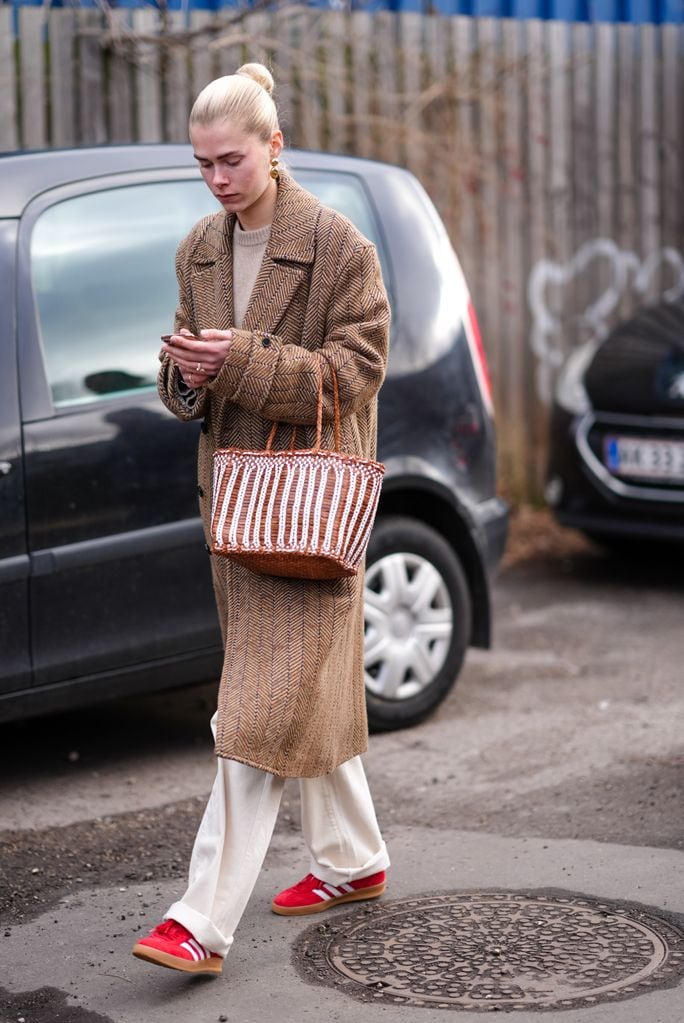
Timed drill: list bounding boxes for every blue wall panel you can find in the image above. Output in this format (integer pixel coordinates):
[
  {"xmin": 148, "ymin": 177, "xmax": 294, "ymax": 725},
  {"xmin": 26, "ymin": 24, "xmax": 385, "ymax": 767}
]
[{"xmin": 2, "ymin": 0, "xmax": 683, "ymax": 23}]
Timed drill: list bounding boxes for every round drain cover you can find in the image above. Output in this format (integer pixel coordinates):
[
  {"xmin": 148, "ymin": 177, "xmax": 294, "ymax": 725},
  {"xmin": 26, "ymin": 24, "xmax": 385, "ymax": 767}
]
[{"xmin": 295, "ymin": 890, "xmax": 684, "ymax": 1011}]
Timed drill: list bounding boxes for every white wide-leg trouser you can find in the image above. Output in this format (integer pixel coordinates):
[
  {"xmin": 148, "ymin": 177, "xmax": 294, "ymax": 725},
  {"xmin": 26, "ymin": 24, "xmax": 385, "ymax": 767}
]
[{"xmin": 165, "ymin": 714, "xmax": 390, "ymax": 956}]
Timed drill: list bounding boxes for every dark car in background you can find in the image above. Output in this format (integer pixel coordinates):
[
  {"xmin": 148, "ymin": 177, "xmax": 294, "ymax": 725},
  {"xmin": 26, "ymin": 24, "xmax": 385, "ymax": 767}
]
[
  {"xmin": 0, "ymin": 145, "xmax": 507, "ymax": 731},
  {"xmin": 546, "ymin": 299, "xmax": 684, "ymax": 547}
]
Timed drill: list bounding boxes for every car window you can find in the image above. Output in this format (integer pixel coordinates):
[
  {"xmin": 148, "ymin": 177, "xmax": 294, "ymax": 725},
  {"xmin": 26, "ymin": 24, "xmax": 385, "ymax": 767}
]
[
  {"xmin": 30, "ymin": 170, "xmax": 387, "ymax": 409},
  {"xmin": 293, "ymin": 169, "xmax": 389, "ymax": 286},
  {"xmin": 30, "ymin": 181, "xmax": 216, "ymax": 407}
]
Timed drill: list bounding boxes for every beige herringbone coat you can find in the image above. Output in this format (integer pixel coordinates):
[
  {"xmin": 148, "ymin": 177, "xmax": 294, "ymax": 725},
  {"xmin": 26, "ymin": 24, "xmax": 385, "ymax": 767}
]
[{"xmin": 158, "ymin": 171, "xmax": 390, "ymax": 777}]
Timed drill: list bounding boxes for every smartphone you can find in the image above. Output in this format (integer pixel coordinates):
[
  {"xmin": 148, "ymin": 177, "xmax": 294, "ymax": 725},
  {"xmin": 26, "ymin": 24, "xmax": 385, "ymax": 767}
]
[{"xmin": 161, "ymin": 332, "xmax": 199, "ymax": 342}]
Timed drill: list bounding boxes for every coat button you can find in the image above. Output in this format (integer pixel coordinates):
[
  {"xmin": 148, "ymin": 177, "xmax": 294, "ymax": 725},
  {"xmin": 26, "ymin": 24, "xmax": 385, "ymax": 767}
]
[
  {"xmin": 197, "ymin": 485, "xmax": 204, "ymax": 498},
  {"xmin": 261, "ymin": 335, "xmax": 271, "ymax": 348},
  {"xmin": 201, "ymin": 421, "xmax": 208, "ymax": 434}
]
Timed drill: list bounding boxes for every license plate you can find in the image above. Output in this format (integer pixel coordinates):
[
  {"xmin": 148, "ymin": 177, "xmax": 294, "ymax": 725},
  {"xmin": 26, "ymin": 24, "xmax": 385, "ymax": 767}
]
[{"xmin": 604, "ymin": 435, "xmax": 684, "ymax": 482}]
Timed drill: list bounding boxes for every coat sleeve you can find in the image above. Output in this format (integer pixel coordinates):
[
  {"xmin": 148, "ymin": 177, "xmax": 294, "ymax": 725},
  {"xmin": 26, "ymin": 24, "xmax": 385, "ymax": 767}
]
[
  {"xmin": 157, "ymin": 242, "xmax": 211, "ymax": 422},
  {"xmin": 206, "ymin": 242, "xmax": 390, "ymax": 426}
]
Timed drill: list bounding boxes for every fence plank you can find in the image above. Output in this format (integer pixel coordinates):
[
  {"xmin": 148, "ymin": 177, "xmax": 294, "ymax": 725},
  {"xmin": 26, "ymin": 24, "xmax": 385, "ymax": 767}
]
[
  {"xmin": 499, "ymin": 18, "xmax": 526, "ymax": 493},
  {"xmin": 616, "ymin": 23, "xmax": 638, "ymax": 319},
  {"xmin": 318, "ymin": 10, "xmax": 348, "ymax": 153},
  {"xmin": 595, "ymin": 23, "xmax": 617, "ymax": 245},
  {"xmin": 398, "ymin": 12, "xmax": 423, "ymax": 179},
  {"xmin": 243, "ymin": 11, "xmax": 285, "ymax": 142},
  {"xmin": 546, "ymin": 20, "xmax": 571, "ymax": 373},
  {"xmin": 242, "ymin": 10, "xmax": 269, "ymax": 67},
  {"xmin": 216, "ymin": 16, "xmax": 242, "ymax": 78},
  {"xmin": 165, "ymin": 11, "xmax": 190, "ymax": 143},
  {"xmin": 279, "ymin": 7, "xmax": 304, "ymax": 147},
  {"xmin": 133, "ymin": 7, "xmax": 163, "ymax": 142},
  {"xmin": 422, "ymin": 14, "xmax": 449, "ymax": 211},
  {"xmin": 451, "ymin": 16, "xmax": 478, "ymax": 290},
  {"xmin": 107, "ymin": 9, "xmax": 134, "ymax": 143},
  {"xmin": 189, "ymin": 10, "xmax": 215, "ymax": 99},
  {"xmin": 268, "ymin": 6, "xmax": 293, "ymax": 140},
  {"xmin": 374, "ymin": 11, "xmax": 399, "ymax": 165},
  {"xmin": 0, "ymin": 6, "xmax": 18, "ymax": 151},
  {"xmin": 349, "ymin": 11, "xmax": 374, "ymax": 160},
  {"xmin": 639, "ymin": 24, "xmax": 660, "ymax": 296},
  {"xmin": 548, "ymin": 20, "xmax": 571, "ymax": 268},
  {"xmin": 523, "ymin": 19, "xmax": 549, "ymax": 495},
  {"xmin": 474, "ymin": 18, "xmax": 502, "ymax": 407},
  {"xmin": 18, "ymin": 6, "xmax": 46, "ymax": 148},
  {"xmin": 441, "ymin": 16, "xmax": 460, "ymax": 242},
  {"xmin": 569, "ymin": 23, "xmax": 596, "ymax": 336},
  {"xmin": 78, "ymin": 10, "xmax": 106, "ymax": 144},
  {"xmin": 291, "ymin": 9, "xmax": 321, "ymax": 150},
  {"xmin": 531, "ymin": 20, "xmax": 571, "ymax": 483},
  {"xmin": 570, "ymin": 24, "xmax": 594, "ymax": 244},
  {"xmin": 49, "ymin": 9, "xmax": 76, "ymax": 147},
  {"xmin": 661, "ymin": 26, "xmax": 683, "ymax": 254}
]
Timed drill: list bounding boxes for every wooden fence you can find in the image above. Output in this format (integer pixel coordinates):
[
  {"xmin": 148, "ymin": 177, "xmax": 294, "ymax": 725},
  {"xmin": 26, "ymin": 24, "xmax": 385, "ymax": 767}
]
[{"xmin": 2, "ymin": 5, "xmax": 683, "ymax": 500}]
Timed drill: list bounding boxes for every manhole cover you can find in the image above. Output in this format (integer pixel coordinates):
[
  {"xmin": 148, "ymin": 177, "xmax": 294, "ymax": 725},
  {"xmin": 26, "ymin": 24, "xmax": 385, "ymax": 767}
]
[{"xmin": 294, "ymin": 890, "xmax": 684, "ymax": 1011}]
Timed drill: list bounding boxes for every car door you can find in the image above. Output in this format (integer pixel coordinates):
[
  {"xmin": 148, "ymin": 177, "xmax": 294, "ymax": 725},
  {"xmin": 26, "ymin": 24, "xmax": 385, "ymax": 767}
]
[
  {"xmin": 0, "ymin": 219, "xmax": 31, "ymax": 695},
  {"xmin": 17, "ymin": 172, "xmax": 221, "ymax": 687}
]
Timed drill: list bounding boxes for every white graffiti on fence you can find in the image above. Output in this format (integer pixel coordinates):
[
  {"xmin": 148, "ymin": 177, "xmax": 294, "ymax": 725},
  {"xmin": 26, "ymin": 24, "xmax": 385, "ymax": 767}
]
[{"xmin": 527, "ymin": 239, "xmax": 684, "ymax": 405}]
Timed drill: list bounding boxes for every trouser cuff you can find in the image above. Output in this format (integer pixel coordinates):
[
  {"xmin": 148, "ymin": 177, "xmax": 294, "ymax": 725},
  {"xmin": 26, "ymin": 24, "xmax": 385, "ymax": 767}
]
[
  {"xmin": 165, "ymin": 901, "xmax": 234, "ymax": 958},
  {"xmin": 309, "ymin": 840, "xmax": 391, "ymax": 886}
]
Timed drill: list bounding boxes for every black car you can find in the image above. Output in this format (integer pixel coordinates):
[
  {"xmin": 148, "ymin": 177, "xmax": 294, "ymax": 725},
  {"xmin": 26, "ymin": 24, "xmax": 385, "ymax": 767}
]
[
  {"xmin": 546, "ymin": 299, "xmax": 684, "ymax": 546},
  {"xmin": 0, "ymin": 145, "xmax": 507, "ymax": 731}
]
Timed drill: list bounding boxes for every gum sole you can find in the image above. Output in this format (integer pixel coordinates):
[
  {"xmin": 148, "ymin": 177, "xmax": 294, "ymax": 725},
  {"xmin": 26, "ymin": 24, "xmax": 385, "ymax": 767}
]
[
  {"xmin": 271, "ymin": 882, "xmax": 386, "ymax": 917},
  {"xmin": 132, "ymin": 944, "xmax": 223, "ymax": 974}
]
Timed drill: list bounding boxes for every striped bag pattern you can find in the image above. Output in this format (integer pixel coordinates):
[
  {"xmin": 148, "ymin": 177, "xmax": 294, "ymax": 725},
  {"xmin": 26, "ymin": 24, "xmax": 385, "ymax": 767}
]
[{"xmin": 210, "ymin": 365, "xmax": 384, "ymax": 579}]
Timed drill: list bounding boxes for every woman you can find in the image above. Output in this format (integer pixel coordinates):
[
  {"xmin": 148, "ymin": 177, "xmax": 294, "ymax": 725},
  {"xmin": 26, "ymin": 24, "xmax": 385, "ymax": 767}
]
[{"xmin": 132, "ymin": 63, "xmax": 391, "ymax": 976}]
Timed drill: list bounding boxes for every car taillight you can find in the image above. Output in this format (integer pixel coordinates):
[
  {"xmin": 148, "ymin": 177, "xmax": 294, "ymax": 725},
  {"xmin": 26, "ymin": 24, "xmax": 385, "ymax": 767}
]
[{"xmin": 465, "ymin": 300, "xmax": 494, "ymax": 417}]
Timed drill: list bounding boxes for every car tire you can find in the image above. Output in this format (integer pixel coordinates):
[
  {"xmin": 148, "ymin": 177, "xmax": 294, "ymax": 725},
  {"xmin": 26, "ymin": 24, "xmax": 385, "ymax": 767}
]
[{"xmin": 363, "ymin": 516, "xmax": 471, "ymax": 732}]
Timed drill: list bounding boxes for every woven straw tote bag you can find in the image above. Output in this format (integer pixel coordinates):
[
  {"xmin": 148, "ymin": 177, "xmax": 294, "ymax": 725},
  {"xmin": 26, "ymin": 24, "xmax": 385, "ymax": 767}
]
[{"xmin": 210, "ymin": 363, "xmax": 385, "ymax": 579}]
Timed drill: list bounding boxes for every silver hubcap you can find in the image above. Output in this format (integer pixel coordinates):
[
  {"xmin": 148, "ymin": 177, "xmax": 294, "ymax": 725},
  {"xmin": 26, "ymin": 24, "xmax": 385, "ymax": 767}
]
[{"xmin": 364, "ymin": 551, "xmax": 453, "ymax": 701}]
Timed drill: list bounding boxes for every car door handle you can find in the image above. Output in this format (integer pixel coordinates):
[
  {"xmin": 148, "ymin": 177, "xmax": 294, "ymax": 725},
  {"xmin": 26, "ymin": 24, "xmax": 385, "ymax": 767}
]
[{"xmin": 0, "ymin": 461, "xmax": 11, "ymax": 477}]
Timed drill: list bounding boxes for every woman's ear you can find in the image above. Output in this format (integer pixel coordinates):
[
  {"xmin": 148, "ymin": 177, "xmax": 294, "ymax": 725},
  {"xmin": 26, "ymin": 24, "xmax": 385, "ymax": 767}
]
[{"xmin": 270, "ymin": 130, "xmax": 284, "ymax": 160}]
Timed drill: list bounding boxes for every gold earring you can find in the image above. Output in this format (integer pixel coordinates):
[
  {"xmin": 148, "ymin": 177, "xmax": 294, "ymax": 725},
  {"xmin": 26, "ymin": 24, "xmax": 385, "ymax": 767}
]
[{"xmin": 269, "ymin": 157, "xmax": 280, "ymax": 180}]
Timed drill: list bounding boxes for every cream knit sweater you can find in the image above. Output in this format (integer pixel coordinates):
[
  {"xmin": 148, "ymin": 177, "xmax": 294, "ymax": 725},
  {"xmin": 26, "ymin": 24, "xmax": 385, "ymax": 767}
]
[
  {"xmin": 175, "ymin": 220, "xmax": 271, "ymax": 406},
  {"xmin": 232, "ymin": 220, "xmax": 272, "ymax": 328}
]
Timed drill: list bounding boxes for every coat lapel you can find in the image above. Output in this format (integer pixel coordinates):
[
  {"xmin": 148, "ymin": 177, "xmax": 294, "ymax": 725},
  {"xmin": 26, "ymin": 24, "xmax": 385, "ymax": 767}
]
[
  {"xmin": 241, "ymin": 172, "xmax": 321, "ymax": 334},
  {"xmin": 189, "ymin": 211, "xmax": 235, "ymax": 332},
  {"xmin": 241, "ymin": 255, "xmax": 309, "ymax": 334},
  {"xmin": 187, "ymin": 172, "xmax": 321, "ymax": 335}
]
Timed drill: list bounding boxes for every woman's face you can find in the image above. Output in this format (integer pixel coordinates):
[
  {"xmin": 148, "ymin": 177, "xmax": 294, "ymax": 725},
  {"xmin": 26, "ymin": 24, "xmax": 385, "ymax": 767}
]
[{"xmin": 191, "ymin": 120, "xmax": 283, "ymax": 220}]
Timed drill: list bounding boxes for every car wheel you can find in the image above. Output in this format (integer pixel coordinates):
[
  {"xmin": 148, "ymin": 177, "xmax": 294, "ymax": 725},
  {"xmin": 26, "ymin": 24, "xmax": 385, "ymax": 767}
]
[{"xmin": 363, "ymin": 516, "xmax": 471, "ymax": 732}]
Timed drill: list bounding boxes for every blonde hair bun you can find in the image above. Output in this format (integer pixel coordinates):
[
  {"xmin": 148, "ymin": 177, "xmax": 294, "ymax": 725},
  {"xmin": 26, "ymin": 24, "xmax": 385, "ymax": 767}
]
[
  {"xmin": 236, "ymin": 63, "xmax": 274, "ymax": 96},
  {"xmin": 189, "ymin": 65, "xmax": 280, "ymax": 140}
]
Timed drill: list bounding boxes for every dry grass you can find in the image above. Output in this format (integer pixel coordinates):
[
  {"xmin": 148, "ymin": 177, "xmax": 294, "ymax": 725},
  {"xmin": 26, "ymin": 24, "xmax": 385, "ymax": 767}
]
[{"xmin": 501, "ymin": 505, "xmax": 593, "ymax": 569}]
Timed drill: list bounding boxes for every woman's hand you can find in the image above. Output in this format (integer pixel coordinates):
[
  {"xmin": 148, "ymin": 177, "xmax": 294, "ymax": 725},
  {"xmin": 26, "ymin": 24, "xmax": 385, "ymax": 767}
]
[{"xmin": 161, "ymin": 328, "xmax": 233, "ymax": 388}]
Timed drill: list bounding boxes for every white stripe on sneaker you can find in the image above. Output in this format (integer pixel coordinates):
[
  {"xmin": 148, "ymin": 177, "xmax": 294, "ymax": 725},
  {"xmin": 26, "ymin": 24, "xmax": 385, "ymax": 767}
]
[
  {"xmin": 323, "ymin": 883, "xmax": 343, "ymax": 898},
  {"xmin": 189, "ymin": 937, "xmax": 208, "ymax": 960},
  {"xmin": 313, "ymin": 888, "xmax": 333, "ymax": 901},
  {"xmin": 180, "ymin": 940, "xmax": 201, "ymax": 962},
  {"xmin": 340, "ymin": 883, "xmax": 354, "ymax": 893}
]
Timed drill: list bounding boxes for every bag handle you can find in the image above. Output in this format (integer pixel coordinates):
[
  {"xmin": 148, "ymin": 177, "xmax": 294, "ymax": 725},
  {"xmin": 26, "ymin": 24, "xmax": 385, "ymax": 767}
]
[{"xmin": 265, "ymin": 359, "xmax": 341, "ymax": 454}]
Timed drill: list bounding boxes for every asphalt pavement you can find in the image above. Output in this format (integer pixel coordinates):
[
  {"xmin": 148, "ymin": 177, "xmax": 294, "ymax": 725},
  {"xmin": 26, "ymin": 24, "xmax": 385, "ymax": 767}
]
[{"xmin": 2, "ymin": 523, "xmax": 683, "ymax": 1023}]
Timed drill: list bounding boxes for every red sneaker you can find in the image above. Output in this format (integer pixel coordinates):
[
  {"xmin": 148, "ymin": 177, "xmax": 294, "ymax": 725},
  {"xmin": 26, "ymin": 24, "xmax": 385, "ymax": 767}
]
[
  {"xmin": 271, "ymin": 870, "xmax": 386, "ymax": 916},
  {"xmin": 132, "ymin": 919, "xmax": 223, "ymax": 974}
]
